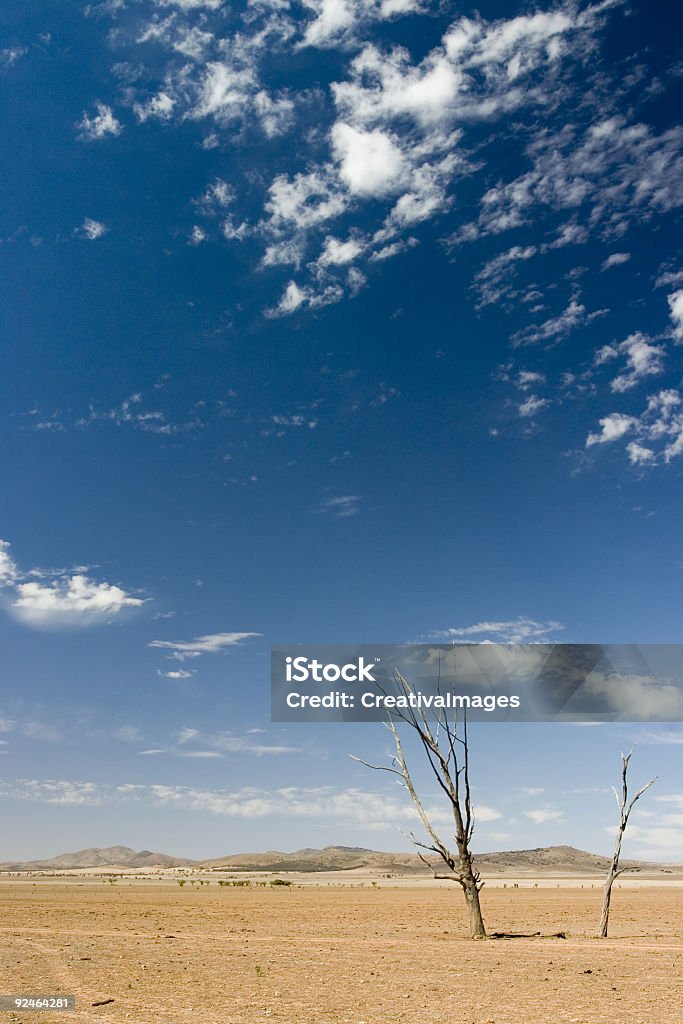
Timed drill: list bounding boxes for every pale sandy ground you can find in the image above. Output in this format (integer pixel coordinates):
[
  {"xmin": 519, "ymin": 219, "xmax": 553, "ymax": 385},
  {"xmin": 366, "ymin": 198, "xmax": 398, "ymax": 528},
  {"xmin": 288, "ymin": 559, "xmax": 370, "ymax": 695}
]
[{"xmin": 1, "ymin": 878, "xmax": 682, "ymax": 1024}]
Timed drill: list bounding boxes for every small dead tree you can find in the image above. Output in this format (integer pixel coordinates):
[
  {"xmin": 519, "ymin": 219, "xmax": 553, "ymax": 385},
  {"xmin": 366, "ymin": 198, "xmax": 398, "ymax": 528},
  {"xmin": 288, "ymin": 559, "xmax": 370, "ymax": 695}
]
[
  {"xmin": 352, "ymin": 669, "xmax": 486, "ymax": 939},
  {"xmin": 598, "ymin": 751, "xmax": 656, "ymax": 938}
]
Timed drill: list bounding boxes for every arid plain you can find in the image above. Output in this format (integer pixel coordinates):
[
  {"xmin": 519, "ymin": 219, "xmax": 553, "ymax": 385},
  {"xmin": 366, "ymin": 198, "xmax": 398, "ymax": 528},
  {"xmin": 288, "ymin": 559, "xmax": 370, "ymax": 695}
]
[{"xmin": 1, "ymin": 865, "xmax": 682, "ymax": 1024}]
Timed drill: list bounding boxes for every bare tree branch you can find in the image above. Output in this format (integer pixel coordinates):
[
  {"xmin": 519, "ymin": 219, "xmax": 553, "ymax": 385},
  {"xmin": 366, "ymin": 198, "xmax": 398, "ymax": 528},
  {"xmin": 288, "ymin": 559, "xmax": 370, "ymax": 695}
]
[
  {"xmin": 598, "ymin": 751, "xmax": 656, "ymax": 938},
  {"xmin": 350, "ymin": 655, "xmax": 487, "ymax": 938}
]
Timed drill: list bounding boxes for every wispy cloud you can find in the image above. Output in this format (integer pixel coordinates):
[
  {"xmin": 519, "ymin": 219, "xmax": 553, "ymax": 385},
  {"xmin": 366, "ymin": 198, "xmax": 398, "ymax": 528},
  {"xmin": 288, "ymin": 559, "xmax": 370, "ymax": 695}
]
[
  {"xmin": 634, "ymin": 729, "xmax": 683, "ymax": 746},
  {"xmin": 1, "ymin": 47, "xmax": 27, "ymax": 70},
  {"xmin": 27, "ymin": 390, "xmax": 204, "ymax": 437},
  {"xmin": 175, "ymin": 725, "xmax": 300, "ymax": 757},
  {"xmin": 428, "ymin": 616, "xmax": 564, "ymax": 643},
  {"xmin": 149, "ymin": 631, "xmax": 260, "ymax": 661},
  {"xmin": 510, "ymin": 297, "xmax": 606, "ymax": 348},
  {"xmin": 319, "ymin": 494, "xmax": 362, "ymax": 518},
  {"xmin": 112, "ymin": 725, "xmax": 143, "ymax": 743},
  {"xmin": 0, "ymin": 777, "xmax": 499, "ymax": 830}
]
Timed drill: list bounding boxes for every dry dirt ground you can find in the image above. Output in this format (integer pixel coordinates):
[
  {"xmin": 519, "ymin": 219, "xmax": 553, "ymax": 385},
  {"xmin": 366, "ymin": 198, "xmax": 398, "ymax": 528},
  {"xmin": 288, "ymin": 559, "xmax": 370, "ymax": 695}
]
[{"xmin": 1, "ymin": 882, "xmax": 682, "ymax": 1024}]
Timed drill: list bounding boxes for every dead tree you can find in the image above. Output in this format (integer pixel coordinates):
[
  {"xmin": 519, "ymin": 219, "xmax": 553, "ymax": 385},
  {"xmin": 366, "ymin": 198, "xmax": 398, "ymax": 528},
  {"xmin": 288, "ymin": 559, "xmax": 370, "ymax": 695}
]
[
  {"xmin": 598, "ymin": 751, "xmax": 656, "ymax": 938},
  {"xmin": 352, "ymin": 669, "xmax": 487, "ymax": 939}
]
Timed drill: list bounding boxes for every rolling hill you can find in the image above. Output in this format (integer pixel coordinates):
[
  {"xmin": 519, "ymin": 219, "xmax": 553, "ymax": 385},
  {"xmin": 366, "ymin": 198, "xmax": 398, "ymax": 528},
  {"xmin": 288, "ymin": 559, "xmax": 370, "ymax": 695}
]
[
  {"xmin": 1, "ymin": 844, "xmax": 678, "ymax": 874},
  {"xmin": 0, "ymin": 846, "xmax": 196, "ymax": 871}
]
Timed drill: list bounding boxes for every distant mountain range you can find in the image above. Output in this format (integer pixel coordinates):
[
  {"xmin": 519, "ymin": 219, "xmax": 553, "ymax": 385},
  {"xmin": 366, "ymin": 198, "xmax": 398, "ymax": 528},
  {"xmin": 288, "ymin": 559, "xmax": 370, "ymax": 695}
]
[
  {"xmin": 0, "ymin": 844, "xmax": 679, "ymax": 873},
  {"xmin": 0, "ymin": 846, "xmax": 196, "ymax": 871}
]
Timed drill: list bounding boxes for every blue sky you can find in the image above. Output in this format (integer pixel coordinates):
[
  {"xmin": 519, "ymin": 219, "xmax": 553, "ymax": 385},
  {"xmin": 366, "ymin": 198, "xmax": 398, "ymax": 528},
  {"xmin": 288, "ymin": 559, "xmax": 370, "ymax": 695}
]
[{"xmin": 1, "ymin": 0, "xmax": 682, "ymax": 862}]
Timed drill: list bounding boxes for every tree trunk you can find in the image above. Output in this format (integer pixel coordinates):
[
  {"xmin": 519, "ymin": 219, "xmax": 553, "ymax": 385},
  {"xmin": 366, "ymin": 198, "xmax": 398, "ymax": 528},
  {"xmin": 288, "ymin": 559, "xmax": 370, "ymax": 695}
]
[
  {"xmin": 460, "ymin": 853, "xmax": 486, "ymax": 939},
  {"xmin": 463, "ymin": 881, "xmax": 487, "ymax": 939},
  {"xmin": 598, "ymin": 825, "xmax": 624, "ymax": 938}
]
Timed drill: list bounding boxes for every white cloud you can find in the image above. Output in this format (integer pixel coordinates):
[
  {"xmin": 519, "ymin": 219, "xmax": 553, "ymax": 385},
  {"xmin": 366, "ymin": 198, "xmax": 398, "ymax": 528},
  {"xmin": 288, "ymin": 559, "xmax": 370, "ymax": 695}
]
[
  {"xmin": 318, "ymin": 234, "xmax": 365, "ymax": 266},
  {"xmin": 595, "ymin": 333, "xmax": 666, "ymax": 393},
  {"xmin": 265, "ymin": 169, "xmax": 347, "ymax": 231},
  {"xmin": 332, "ymin": 123, "xmax": 406, "ymax": 197},
  {"xmin": 149, "ymin": 631, "xmax": 260, "ymax": 660},
  {"xmin": 621, "ymin": 823, "xmax": 683, "ymax": 859},
  {"xmin": 173, "ymin": 725, "xmax": 299, "ymax": 757},
  {"xmin": 207, "ymin": 731, "xmax": 301, "ymax": 756},
  {"xmin": 580, "ymin": 670, "xmax": 683, "ymax": 719},
  {"xmin": 473, "ymin": 245, "xmax": 537, "ymax": 307},
  {"xmin": 320, "ymin": 494, "xmax": 361, "ymax": 518},
  {"xmin": 11, "ymin": 575, "xmax": 144, "ymax": 627},
  {"xmin": 668, "ymin": 289, "xmax": 683, "ymax": 342},
  {"xmin": 655, "ymin": 268, "xmax": 683, "ymax": 289},
  {"xmin": 0, "ymin": 540, "xmax": 145, "ymax": 629},
  {"xmin": 516, "ymin": 371, "xmax": 546, "ymax": 390},
  {"xmin": 626, "ymin": 441, "xmax": 656, "ymax": 466},
  {"xmin": 94, "ymin": 0, "xmax": 654, "ymax": 320},
  {"xmin": 656, "ymin": 794, "xmax": 683, "ymax": 807},
  {"xmin": 300, "ymin": 0, "xmax": 424, "ymax": 49},
  {"xmin": 194, "ymin": 178, "xmax": 235, "ymax": 216},
  {"xmin": 179, "ymin": 750, "xmax": 224, "ymax": 759},
  {"xmin": 639, "ymin": 732, "xmax": 683, "ymax": 746},
  {"xmin": 156, "ymin": 0, "xmax": 224, "ymax": 8},
  {"xmin": 188, "ymin": 225, "xmax": 206, "ymax": 246},
  {"xmin": 112, "ymin": 725, "xmax": 143, "ymax": 743},
  {"xmin": 0, "ymin": 776, "xmax": 496, "ymax": 831},
  {"xmin": 158, "ymin": 668, "xmax": 195, "ymax": 679},
  {"xmin": 524, "ymin": 809, "xmax": 564, "ymax": 824},
  {"xmin": 511, "ymin": 297, "xmax": 602, "ymax": 347},
  {"xmin": 262, "ymin": 239, "xmax": 305, "ymax": 269},
  {"xmin": 473, "ymin": 805, "xmax": 503, "ymax": 823},
  {"xmin": 21, "ymin": 721, "xmax": 61, "ymax": 743},
  {"xmin": 77, "ymin": 103, "xmax": 122, "ymax": 141},
  {"xmin": 453, "ymin": 119, "xmax": 683, "ymax": 247},
  {"xmin": 518, "ymin": 394, "xmax": 549, "ymax": 418},
  {"xmin": 1, "ymin": 47, "xmax": 27, "ymax": 69},
  {"xmin": 134, "ymin": 91, "xmax": 175, "ymax": 122},
  {"xmin": 429, "ymin": 616, "xmax": 564, "ymax": 643},
  {"xmin": 0, "ymin": 541, "xmax": 18, "ymax": 585},
  {"xmin": 270, "ymin": 280, "xmax": 307, "ymax": 314},
  {"xmin": 265, "ymin": 277, "xmax": 349, "ymax": 316},
  {"xmin": 191, "ymin": 61, "xmax": 256, "ymax": 121},
  {"xmin": 77, "ymin": 218, "xmax": 108, "ymax": 240},
  {"xmin": 0, "ymin": 779, "xmax": 104, "ymax": 806},
  {"xmin": 601, "ymin": 251, "xmax": 630, "ymax": 271},
  {"xmin": 587, "ymin": 389, "xmax": 683, "ymax": 464},
  {"xmin": 301, "ymin": 0, "xmax": 356, "ymax": 47},
  {"xmin": 254, "ymin": 89, "xmax": 295, "ymax": 137},
  {"xmin": 586, "ymin": 412, "xmax": 636, "ymax": 447}
]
